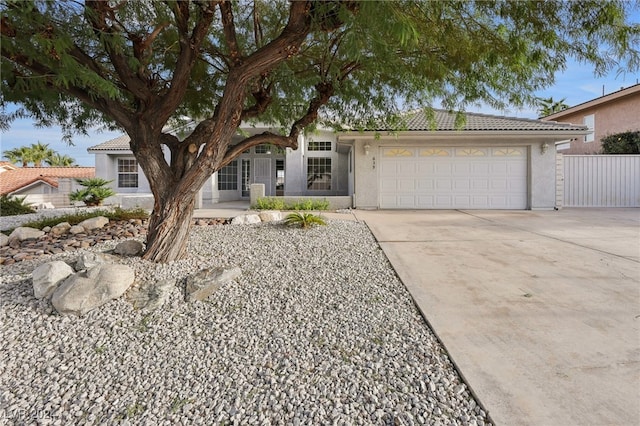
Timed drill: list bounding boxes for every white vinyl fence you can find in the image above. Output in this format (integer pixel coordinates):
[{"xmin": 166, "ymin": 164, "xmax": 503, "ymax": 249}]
[{"xmin": 562, "ymin": 155, "xmax": 640, "ymax": 207}]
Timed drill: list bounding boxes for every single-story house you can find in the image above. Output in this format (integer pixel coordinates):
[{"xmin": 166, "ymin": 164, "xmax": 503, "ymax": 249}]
[
  {"xmin": 542, "ymin": 84, "xmax": 640, "ymax": 154},
  {"xmin": 88, "ymin": 110, "xmax": 587, "ymax": 210},
  {"xmin": 0, "ymin": 166, "xmax": 95, "ymax": 207}
]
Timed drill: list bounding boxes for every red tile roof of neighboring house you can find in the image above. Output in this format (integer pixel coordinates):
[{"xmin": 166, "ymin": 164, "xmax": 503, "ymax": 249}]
[
  {"xmin": 0, "ymin": 167, "xmax": 95, "ymax": 195},
  {"xmin": 0, "ymin": 161, "xmax": 18, "ymax": 171}
]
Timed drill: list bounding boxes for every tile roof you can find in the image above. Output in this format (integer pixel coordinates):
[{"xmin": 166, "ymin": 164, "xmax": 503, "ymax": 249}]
[
  {"xmin": 393, "ymin": 109, "xmax": 588, "ymax": 132},
  {"xmin": 88, "ymin": 134, "xmax": 131, "ymax": 151},
  {"xmin": 0, "ymin": 167, "xmax": 95, "ymax": 195}
]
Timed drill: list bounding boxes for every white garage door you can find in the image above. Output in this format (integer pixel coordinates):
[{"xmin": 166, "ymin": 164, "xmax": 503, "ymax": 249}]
[{"xmin": 379, "ymin": 147, "xmax": 528, "ymax": 209}]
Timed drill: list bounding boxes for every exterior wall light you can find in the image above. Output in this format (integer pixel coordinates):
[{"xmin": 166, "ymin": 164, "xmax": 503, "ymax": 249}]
[
  {"xmin": 541, "ymin": 143, "xmax": 549, "ymax": 155},
  {"xmin": 364, "ymin": 143, "xmax": 370, "ymax": 156}
]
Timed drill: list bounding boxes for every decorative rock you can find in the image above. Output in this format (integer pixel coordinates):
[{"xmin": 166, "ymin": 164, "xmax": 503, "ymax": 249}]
[
  {"xmin": 114, "ymin": 240, "xmax": 144, "ymax": 256},
  {"xmin": 42, "ymin": 226, "xmax": 52, "ymax": 232},
  {"xmin": 50, "ymin": 222, "xmax": 71, "ymax": 236},
  {"xmin": 185, "ymin": 266, "xmax": 241, "ymax": 302},
  {"xmin": 36, "ymin": 202, "xmax": 55, "ymax": 209},
  {"xmin": 32, "ymin": 261, "xmax": 75, "ymax": 299},
  {"xmin": 75, "ymin": 252, "xmax": 118, "ymax": 271},
  {"xmin": 51, "ymin": 264, "xmax": 135, "ymax": 316},
  {"xmin": 259, "ymin": 211, "xmax": 283, "ymax": 222},
  {"xmin": 0, "ymin": 233, "xmax": 8, "ymax": 247},
  {"xmin": 78, "ymin": 216, "xmax": 109, "ymax": 231},
  {"xmin": 231, "ymin": 214, "xmax": 261, "ymax": 225},
  {"xmin": 9, "ymin": 227, "xmax": 45, "ymax": 242},
  {"xmin": 127, "ymin": 279, "xmax": 176, "ymax": 310},
  {"xmin": 69, "ymin": 225, "xmax": 85, "ymax": 235}
]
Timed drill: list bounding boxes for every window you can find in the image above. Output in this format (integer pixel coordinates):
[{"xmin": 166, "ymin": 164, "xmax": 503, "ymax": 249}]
[
  {"xmin": 307, "ymin": 158, "xmax": 331, "ymax": 190},
  {"xmin": 308, "ymin": 141, "xmax": 332, "ymax": 151},
  {"xmin": 218, "ymin": 160, "xmax": 238, "ymax": 190},
  {"xmin": 118, "ymin": 158, "xmax": 138, "ymax": 188},
  {"xmin": 584, "ymin": 114, "xmax": 595, "ymax": 143},
  {"xmin": 255, "ymin": 144, "xmax": 285, "ymax": 154}
]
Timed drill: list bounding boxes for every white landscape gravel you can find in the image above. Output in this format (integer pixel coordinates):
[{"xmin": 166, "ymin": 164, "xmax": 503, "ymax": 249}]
[{"xmin": 0, "ymin": 218, "xmax": 491, "ymax": 425}]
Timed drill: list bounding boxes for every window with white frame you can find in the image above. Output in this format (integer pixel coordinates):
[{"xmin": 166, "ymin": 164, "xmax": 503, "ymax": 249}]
[
  {"xmin": 118, "ymin": 158, "xmax": 139, "ymax": 188},
  {"xmin": 308, "ymin": 141, "xmax": 332, "ymax": 151},
  {"xmin": 307, "ymin": 157, "xmax": 331, "ymax": 190},
  {"xmin": 218, "ymin": 160, "xmax": 238, "ymax": 190},
  {"xmin": 584, "ymin": 114, "xmax": 595, "ymax": 143}
]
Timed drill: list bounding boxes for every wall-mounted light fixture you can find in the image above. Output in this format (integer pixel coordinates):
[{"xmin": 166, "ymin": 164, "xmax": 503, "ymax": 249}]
[
  {"xmin": 541, "ymin": 142, "xmax": 549, "ymax": 155},
  {"xmin": 364, "ymin": 143, "xmax": 371, "ymax": 156}
]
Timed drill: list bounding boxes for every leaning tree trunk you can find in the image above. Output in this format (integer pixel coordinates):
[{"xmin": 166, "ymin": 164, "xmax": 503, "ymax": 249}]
[{"xmin": 142, "ymin": 192, "xmax": 197, "ymax": 262}]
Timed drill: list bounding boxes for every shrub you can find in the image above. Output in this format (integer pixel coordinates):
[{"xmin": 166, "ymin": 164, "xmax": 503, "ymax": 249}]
[
  {"xmin": 254, "ymin": 197, "xmax": 287, "ymax": 210},
  {"xmin": 252, "ymin": 197, "xmax": 329, "ymax": 211},
  {"xmin": 16, "ymin": 207, "xmax": 148, "ymax": 231},
  {"xmin": 69, "ymin": 178, "xmax": 115, "ymax": 206},
  {"xmin": 284, "ymin": 212, "xmax": 327, "ymax": 228},
  {"xmin": 0, "ymin": 195, "xmax": 36, "ymax": 216},
  {"xmin": 601, "ymin": 131, "xmax": 640, "ymax": 154}
]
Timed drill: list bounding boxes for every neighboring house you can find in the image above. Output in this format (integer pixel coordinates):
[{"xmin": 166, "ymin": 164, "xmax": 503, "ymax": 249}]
[
  {"xmin": 542, "ymin": 84, "xmax": 640, "ymax": 154},
  {"xmin": 0, "ymin": 161, "xmax": 17, "ymax": 173},
  {"xmin": 89, "ymin": 110, "xmax": 587, "ymax": 210},
  {"xmin": 0, "ymin": 166, "xmax": 95, "ymax": 207}
]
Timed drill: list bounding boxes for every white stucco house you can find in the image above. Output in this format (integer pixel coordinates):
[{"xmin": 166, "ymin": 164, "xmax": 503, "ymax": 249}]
[{"xmin": 88, "ymin": 110, "xmax": 587, "ymax": 210}]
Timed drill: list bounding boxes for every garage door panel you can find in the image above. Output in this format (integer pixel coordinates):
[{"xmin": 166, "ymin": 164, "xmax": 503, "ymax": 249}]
[{"xmin": 379, "ymin": 146, "xmax": 528, "ymax": 209}]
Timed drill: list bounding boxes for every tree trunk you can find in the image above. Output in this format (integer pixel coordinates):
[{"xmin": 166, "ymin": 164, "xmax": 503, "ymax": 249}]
[{"xmin": 142, "ymin": 192, "xmax": 196, "ymax": 262}]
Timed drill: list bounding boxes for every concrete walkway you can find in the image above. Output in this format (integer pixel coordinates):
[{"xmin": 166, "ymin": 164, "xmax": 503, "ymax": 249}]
[{"xmin": 354, "ymin": 209, "xmax": 640, "ymax": 426}]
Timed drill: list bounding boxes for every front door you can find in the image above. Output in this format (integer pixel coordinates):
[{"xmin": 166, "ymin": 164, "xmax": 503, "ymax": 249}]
[{"xmin": 254, "ymin": 158, "xmax": 272, "ymax": 196}]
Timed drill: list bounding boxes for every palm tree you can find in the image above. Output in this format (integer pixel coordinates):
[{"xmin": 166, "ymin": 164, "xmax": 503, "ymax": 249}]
[
  {"xmin": 45, "ymin": 153, "xmax": 77, "ymax": 167},
  {"xmin": 29, "ymin": 142, "xmax": 55, "ymax": 167},
  {"xmin": 3, "ymin": 146, "xmax": 32, "ymax": 167},
  {"xmin": 536, "ymin": 97, "xmax": 570, "ymax": 117}
]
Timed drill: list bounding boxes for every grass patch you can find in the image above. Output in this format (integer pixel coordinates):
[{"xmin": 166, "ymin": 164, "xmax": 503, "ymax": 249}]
[{"xmin": 253, "ymin": 197, "xmax": 329, "ymax": 211}]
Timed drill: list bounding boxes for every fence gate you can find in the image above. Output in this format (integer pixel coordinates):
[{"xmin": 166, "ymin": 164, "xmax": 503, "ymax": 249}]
[{"xmin": 562, "ymin": 155, "xmax": 640, "ymax": 207}]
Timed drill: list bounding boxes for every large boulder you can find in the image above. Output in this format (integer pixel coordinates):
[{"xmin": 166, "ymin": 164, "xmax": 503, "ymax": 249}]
[
  {"xmin": 114, "ymin": 240, "xmax": 144, "ymax": 256},
  {"xmin": 185, "ymin": 266, "xmax": 241, "ymax": 302},
  {"xmin": 32, "ymin": 261, "xmax": 75, "ymax": 299},
  {"xmin": 51, "ymin": 264, "xmax": 135, "ymax": 316},
  {"xmin": 9, "ymin": 227, "xmax": 45, "ymax": 242},
  {"xmin": 259, "ymin": 211, "xmax": 283, "ymax": 222},
  {"xmin": 50, "ymin": 222, "xmax": 71, "ymax": 236},
  {"xmin": 0, "ymin": 233, "xmax": 8, "ymax": 247},
  {"xmin": 231, "ymin": 214, "xmax": 261, "ymax": 225},
  {"xmin": 128, "ymin": 279, "xmax": 176, "ymax": 311},
  {"xmin": 78, "ymin": 216, "xmax": 109, "ymax": 231}
]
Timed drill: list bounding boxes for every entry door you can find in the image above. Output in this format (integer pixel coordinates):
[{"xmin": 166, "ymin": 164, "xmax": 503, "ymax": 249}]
[{"xmin": 254, "ymin": 158, "xmax": 272, "ymax": 196}]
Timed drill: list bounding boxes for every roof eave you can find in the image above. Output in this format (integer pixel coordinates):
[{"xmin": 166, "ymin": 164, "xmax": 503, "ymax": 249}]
[{"xmin": 338, "ymin": 129, "xmax": 590, "ymax": 140}]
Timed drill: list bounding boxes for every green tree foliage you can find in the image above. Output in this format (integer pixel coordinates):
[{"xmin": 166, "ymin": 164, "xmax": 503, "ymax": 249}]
[
  {"xmin": 69, "ymin": 178, "xmax": 115, "ymax": 206},
  {"xmin": 2, "ymin": 141, "xmax": 74, "ymax": 166},
  {"xmin": 45, "ymin": 153, "xmax": 77, "ymax": 166},
  {"xmin": 536, "ymin": 97, "xmax": 570, "ymax": 117},
  {"xmin": 0, "ymin": 195, "xmax": 35, "ymax": 216},
  {"xmin": 2, "ymin": 1, "xmax": 639, "ymax": 261},
  {"xmin": 601, "ymin": 131, "xmax": 640, "ymax": 154}
]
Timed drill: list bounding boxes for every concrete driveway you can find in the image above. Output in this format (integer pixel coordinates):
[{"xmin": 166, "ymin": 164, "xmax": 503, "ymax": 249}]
[{"xmin": 353, "ymin": 208, "xmax": 640, "ymax": 426}]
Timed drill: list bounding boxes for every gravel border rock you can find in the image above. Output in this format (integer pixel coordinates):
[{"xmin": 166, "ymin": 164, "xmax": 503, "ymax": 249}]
[{"xmin": 0, "ymin": 220, "xmax": 491, "ymax": 425}]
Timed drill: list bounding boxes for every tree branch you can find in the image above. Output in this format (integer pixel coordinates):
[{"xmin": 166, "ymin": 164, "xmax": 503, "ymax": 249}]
[{"xmin": 219, "ymin": 1, "xmax": 242, "ymax": 66}]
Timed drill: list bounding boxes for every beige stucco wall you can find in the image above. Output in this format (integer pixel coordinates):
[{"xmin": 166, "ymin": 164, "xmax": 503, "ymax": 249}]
[
  {"xmin": 348, "ymin": 135, "xmax": 561, "ymax": 210},
  {"xmin": 545, "ymin": 89, "xmax": 640, "ymax": 154}
]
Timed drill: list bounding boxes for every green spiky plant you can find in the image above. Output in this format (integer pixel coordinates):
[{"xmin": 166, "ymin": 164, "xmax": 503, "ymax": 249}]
[
  {"xmin": 69, "ymin": 178, "xmax": 116, "ymax": 206},
  {"xmin": 284, "ymin": 212, "xmax": 326, "ymax": 228},
  {"xmin": 0, "ymin": 195, "xmax": 35, "ymax": 216}
]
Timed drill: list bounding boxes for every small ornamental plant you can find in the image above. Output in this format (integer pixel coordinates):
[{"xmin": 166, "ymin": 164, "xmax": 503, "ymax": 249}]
[
  {"xmin": 284, "ymin": 212, "xmax": 327, "ymax": 229},
  {"xmin": 69, "ymin": 178, "xmax": 115, "ymax": 206}
]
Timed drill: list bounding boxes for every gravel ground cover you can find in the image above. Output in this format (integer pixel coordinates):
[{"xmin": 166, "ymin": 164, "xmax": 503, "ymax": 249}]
[{"xmin": 0, "ymin": 218, "xmax": 491, "ymax": 425}]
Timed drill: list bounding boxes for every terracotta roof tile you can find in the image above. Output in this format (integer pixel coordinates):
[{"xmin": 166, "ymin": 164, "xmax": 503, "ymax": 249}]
[{"xmin": 0, "ymin": 167, "xmax": 95, "ymax": 195}]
